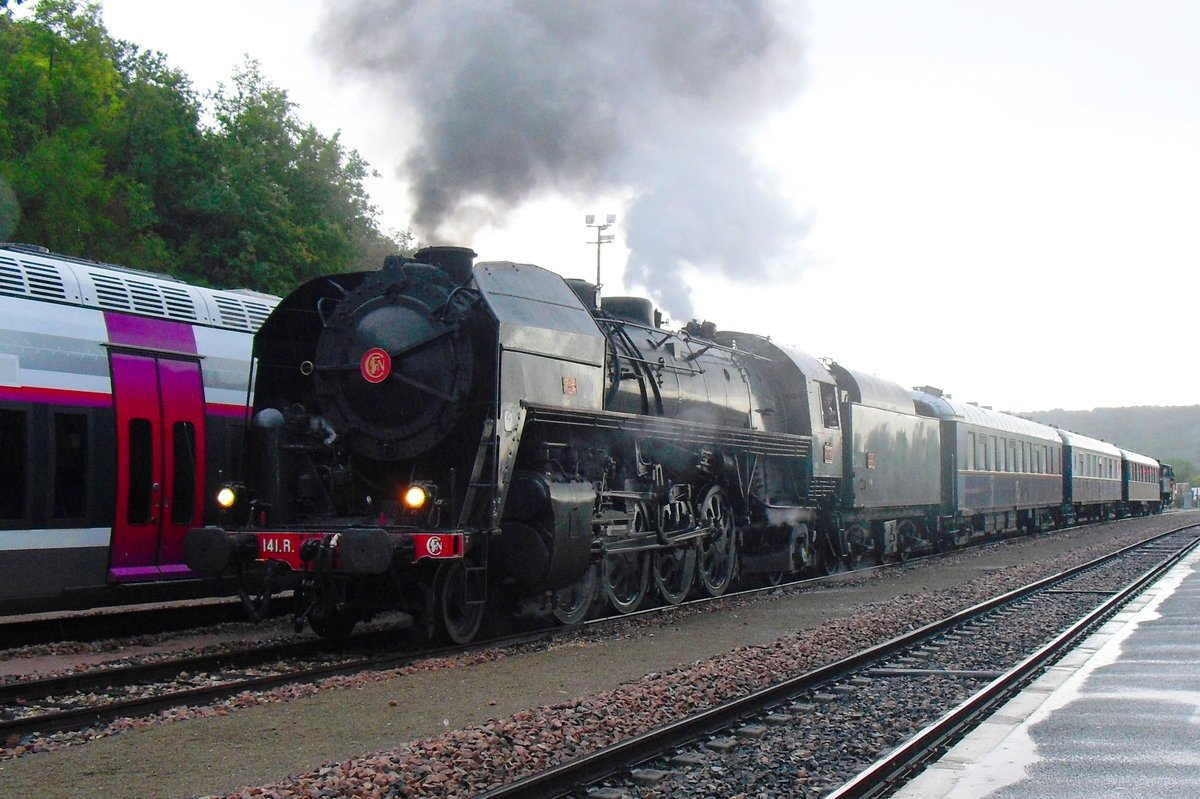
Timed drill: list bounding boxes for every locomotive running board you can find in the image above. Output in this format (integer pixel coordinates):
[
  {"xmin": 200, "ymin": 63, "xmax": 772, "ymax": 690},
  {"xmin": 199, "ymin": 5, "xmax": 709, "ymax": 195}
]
[{"xmin": 522, "ymin": 403, "xmax": 812, "ymax": 459}]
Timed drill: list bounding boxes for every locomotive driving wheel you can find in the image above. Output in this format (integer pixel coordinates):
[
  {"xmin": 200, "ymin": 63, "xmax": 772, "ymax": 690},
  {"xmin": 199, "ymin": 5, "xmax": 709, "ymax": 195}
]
[
  {"xmin": 653, "ymin": 546, "xmax": 696, "ymax": 605},
  {"xmin": 602, "ymin": 503, "xmax": 651, "ymax": 613},
  {"xmin": 602, "ymin": 552, "xmax": 649, "ymax": 613},
  {"xmin": 552, "ymin": 563, "xmax": 599, "ymax": 625},
  {"xmin": 431, "ymin": 560, "xmax": 485, "ymax": 645},
  {"xmin": 696, "ymin": 486, "xmax": 737, "ymax": 597}
]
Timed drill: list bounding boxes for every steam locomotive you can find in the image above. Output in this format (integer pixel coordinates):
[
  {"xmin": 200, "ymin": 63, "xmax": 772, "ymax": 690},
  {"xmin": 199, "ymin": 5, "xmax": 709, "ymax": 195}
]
[{"xmin": 182, "ymin": 246, "xmax": 1165, "ymax": 641}]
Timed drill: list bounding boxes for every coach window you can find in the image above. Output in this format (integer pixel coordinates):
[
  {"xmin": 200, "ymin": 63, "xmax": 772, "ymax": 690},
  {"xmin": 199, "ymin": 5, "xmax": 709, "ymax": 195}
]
[
  {"xmin": 0, "ymin": 409, "xmax": 28, "ymax": 522},
  {"xmin": 171, "ymin": 421, "xmax": 197, "ymax": 526},
  {"xmin": 127, "ymin": 418, "xmax": 154, "ymax": 525},
  {"xmin": 52, "ymin": 413, "xmax": 88, "ymax": 519},
  {"xmin": 992, "ymin": 436, "xmax": 1000, "ymax": 470},
  {"xmin": 966, "ymin": 432, "xmax": 976, "ymax": 470}
]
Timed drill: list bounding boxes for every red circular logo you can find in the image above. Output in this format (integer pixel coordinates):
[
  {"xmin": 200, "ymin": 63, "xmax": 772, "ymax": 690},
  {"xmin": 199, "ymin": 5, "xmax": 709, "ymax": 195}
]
[{"xmin": 360, "ymin": 347, "xmax": 391, "ymax": 383}]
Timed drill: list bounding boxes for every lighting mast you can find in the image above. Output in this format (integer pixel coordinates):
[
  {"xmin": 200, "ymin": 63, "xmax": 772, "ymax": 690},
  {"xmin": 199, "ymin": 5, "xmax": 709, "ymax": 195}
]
[{"xmin": 584, "ymin": 214, "xmax": 616, "ymax": 308}]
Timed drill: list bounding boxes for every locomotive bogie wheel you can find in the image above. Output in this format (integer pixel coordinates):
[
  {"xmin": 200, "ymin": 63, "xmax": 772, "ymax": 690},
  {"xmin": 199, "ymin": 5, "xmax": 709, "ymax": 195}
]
[
  {"xmin": 696, "ymin": 486, "xmax": 738, "ymax": 597},
  {"xmin": 432, "ymin": 560, "xmax": 485, "ymax": 645},
  {"xmin": 653, "ymin": 546, "xmax": 696, "ymax": 605},
  {"xmin": 843, "ymin": 524, "xmax": 870, "ymax": 571},
  {"xmin": 236, "ymin": 560, "xmax": 283, "ymax": 622},
  {"xmin": 307, "ymin": 609, "xmax": 357, "ymax": 639},
  {"xmin": 552, "ymin": 563, "xmax": 600, "ymax": 625},
  {"xmin": 895, "ymin": 519, "xmax": 919, "ymax": 563},
  {"xmin": 602, "ymin": 551, "xmax": 649, "ymax": 614},
  {"xmin": 817, "ymin": 533, "xmax": 841, "ymax": 575}
]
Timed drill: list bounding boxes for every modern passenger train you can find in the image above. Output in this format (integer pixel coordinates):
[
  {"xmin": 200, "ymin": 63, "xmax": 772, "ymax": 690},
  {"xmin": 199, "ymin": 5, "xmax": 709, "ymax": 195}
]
[{"xmin": 0, "ymin": 243, "xmax": 277, "ymax": 614}]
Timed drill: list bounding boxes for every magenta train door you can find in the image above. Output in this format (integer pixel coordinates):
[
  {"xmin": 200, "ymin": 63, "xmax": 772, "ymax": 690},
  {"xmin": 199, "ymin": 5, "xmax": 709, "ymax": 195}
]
[{"xmin": 108, "ymin": 352, "xmax": 207, "ymax": 581}]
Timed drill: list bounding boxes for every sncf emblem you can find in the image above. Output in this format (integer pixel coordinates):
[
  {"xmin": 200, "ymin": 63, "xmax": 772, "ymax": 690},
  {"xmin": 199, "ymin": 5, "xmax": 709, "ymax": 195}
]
[
  {"xmin": 413, "ymin": 533, "xmax": 463, "ymax": 561},
  {"xmin": 562, "ymin": 376, "xmax": 577, "ymax": 396},
  {"xmin": 361, "ymin": 347, "xmax": 392, "ymax": 383}
]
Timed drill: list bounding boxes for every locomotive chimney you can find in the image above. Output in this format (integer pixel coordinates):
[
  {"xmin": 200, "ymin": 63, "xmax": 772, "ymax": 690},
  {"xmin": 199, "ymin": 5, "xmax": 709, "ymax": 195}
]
[{"xmin": 414, "ymin": 245, "xmax": 477, "ymax": 284}]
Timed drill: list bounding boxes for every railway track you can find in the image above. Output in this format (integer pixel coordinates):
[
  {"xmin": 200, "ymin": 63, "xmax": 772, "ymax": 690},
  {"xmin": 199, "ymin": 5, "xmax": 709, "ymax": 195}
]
[
  {"xmin": 0, "ymin": 549, "xmax": 895, "ymax": 744},
  {"xmin": 1, "ymin": 518, "xmax": 1184, "ymax": 766},
  {"xmin": 471, "ymin": 522, "xmax": 1200, "ymax": 798}
]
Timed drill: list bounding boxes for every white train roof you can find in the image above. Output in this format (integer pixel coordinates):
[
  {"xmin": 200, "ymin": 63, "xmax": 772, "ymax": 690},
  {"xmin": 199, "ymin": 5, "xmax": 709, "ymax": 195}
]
[
  {"xmin": 912, "ymin": 389, "xmax": 1062, "ymax": 442},
  {"xmin": 0, "ymin": 244, "xmax": 278, "ymax": 332},
  {"xmin": 1054, "ymin": 428, "xmax": 1123, "ymax": 457},
  {"xmin": 1118, "ymin": 448, "xmax": 1158, "ymax": 467}
]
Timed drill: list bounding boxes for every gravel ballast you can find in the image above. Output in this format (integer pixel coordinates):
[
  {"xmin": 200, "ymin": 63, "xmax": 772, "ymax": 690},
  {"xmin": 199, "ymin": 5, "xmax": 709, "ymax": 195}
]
[{"xmin": 1, "ymin": 512, "xmax": 1194, "ymax": 799}]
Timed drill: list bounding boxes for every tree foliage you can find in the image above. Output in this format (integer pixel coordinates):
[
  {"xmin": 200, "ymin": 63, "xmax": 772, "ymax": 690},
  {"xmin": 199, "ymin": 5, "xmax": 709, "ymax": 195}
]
[{"xmin": 0, "ymin": 0, "xmax": 406, "ymax": 295}]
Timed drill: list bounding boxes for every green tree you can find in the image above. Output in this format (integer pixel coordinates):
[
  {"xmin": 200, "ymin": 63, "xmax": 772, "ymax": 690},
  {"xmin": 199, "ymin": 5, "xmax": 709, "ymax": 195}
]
[
  {"xmin": 0, "ymin": 0, "xmax": 125, "ymax": 252},
  {"xmin": 179, "ymin": 58, "xmax": 399, "ymax": 294},
  {"xmin": 1, "ymin": 1, "xmax": 405, "ymax": 294},
  {"xmin": 104, "ymin": 44, "xmax": 209, "ymax": 268}
]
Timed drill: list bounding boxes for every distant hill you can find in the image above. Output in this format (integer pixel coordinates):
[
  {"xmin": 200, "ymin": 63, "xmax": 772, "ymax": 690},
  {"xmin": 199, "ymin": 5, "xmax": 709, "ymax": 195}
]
[{"xmin": 1024, "ymin": 405, "xmax": 1200, "ymax": 478}]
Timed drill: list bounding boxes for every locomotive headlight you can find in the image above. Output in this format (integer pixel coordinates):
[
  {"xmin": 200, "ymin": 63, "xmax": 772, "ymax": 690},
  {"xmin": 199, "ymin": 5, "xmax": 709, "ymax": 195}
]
[
  {"xmin": 216, "ymin": 485, "xmax": 238, "ymax": 509},
  {"xmin": 403, "ymin": 483, "xmax": 434, "ymax": 511}
]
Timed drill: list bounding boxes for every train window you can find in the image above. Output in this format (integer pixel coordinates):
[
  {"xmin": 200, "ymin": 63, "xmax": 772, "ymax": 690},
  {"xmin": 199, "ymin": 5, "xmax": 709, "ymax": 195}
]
[
  {"xmin": 819, "ymin": 383, "xmax": 839, "ymax": 429},
  {"xmin": 966, "ymin": 432, "xmax": 976, "ymax": 470},
  {"xmin": 52, "ymin": 413, "xmax": 88, "ymax": 519},
  {"xmin": 0, "ymin": 409, "xmax": 27, "ymax": 521},
  {"xmin": 171, "ymin": 421, "xmax": 197, "ymax": 526},
  {"xmin": 992, "ymin": 436, "xmax": 999, "ymax": 470},
  {"xmin": 127, "ymin": 418, "xmax": 154, "ymax": 525},
  {"xmin": 1000, "ymin": 438, "xmax": 1009, "ymax": 471}
]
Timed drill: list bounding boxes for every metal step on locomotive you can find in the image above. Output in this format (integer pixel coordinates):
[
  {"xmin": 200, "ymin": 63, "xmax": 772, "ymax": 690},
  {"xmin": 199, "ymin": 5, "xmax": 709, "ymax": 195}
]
[{"xmin": 182, "ymin": 246, "xmax": 1166, "ymax": 642}]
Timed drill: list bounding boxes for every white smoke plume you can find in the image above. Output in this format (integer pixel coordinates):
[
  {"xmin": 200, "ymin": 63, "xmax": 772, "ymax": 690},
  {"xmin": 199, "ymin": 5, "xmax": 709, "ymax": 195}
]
[{"xmin": 318, "ymin": 0, "xmax": 809, "ymax": 320}]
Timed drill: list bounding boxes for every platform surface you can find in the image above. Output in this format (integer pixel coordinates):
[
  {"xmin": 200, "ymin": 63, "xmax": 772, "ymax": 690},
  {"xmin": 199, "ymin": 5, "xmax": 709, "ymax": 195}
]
[{"xmin": 892, "ymin": 545, "xmax": 1200, "ymax": 798}]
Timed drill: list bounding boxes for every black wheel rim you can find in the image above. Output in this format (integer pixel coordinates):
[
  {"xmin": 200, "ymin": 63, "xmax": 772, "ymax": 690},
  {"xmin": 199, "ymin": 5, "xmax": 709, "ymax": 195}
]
[
  {"xmin": 653, "ymin": 547, "xmax": 696, "ymax": 604},
  {"xmin": 697, "ymin": 487, "xmax": 737, "ymax": 596},
  {"xmin": 553, "ymin": 564, "xmax": 599, "ymax": 624},
  {"xmin": 436, "ymin": 561, "xmax": 483, "ymax": 644}
]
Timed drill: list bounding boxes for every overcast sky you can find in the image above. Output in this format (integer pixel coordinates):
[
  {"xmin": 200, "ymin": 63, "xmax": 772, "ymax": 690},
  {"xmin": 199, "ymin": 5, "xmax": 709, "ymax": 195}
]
[{"xmin": 80, "ymin": 1, "xmax": 1200, "ymax": 412}]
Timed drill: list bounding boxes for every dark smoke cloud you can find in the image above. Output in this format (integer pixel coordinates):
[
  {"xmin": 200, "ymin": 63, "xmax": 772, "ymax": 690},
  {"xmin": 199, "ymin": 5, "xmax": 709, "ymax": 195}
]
[{"xmin": 318, "ymin": 0, "xmax": 809, "ymax": 320}]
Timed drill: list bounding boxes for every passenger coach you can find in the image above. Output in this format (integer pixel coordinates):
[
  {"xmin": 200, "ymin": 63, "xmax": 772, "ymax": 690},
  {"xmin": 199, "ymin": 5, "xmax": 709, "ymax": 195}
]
[{"xmin": 0, "ymin": 244, "xmax": 276, "ymax": 613}]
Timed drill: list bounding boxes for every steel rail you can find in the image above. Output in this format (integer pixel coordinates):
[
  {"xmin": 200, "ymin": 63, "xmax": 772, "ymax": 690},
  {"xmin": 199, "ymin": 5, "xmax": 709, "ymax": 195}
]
[
  {"xmin": 3, "ymin": 520, "xmax": 1188, "ymax": 748},
  {"xmin": 825, "ymin": 527, "xmax": 1200, "ymax": 799},
  {"xmin": 0, "ymin": 627, "xmax": 553, "ymax": 741},
  {"xmin": 473, "ymin": 522, "xmax": 1200, "ymax": 799}
]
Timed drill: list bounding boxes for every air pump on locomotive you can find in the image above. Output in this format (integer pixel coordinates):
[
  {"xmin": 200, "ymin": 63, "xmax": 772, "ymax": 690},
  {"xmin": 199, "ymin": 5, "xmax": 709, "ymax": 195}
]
[{"xmin": 183, "ymin": 246, "xmax": 938, "ymax": 641}]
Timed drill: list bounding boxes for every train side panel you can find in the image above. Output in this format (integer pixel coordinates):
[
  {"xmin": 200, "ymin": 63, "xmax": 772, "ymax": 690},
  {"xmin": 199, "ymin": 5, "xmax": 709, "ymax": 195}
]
[
  {"xmin": 0, "ymin": 245, "xmax": 274, "ymax": 612},
  {"xmin": 832, "ymin": 365, "xmax": 941, "ymax": 511}
]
